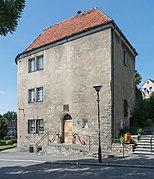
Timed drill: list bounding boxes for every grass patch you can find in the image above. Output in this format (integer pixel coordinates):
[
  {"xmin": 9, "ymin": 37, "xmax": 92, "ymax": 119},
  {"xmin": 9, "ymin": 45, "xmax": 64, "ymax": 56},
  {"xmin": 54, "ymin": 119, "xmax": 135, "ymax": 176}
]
[{"xmin": 0, "ymin": 143, "xmax": 17, "ymax": 151}]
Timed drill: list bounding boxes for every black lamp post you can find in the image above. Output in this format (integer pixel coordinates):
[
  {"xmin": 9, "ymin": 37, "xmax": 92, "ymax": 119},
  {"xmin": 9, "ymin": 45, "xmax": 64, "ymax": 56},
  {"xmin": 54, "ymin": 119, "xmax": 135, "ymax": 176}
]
[{"xmin": 93, "ymin": 84, "xmax": 102, "ymax": 163}]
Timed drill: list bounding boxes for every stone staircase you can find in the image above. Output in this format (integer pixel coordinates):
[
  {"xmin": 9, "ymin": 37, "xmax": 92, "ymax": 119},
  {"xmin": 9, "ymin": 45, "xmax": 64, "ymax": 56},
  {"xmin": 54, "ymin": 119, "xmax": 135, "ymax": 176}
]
[{"xmin": 133, "ymin": 135, "xmax": 154, "ymax": 155}]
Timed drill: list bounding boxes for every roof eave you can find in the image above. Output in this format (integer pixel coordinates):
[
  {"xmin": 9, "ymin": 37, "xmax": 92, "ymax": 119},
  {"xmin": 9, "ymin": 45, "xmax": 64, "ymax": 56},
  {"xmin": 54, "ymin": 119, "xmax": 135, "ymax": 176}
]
[
  {"xmin": 15, "ymin": 19, "xmax": 138, "ymax": 64},
  {"xmin": 15, "ymin": 20, "xmax": 113, "ymax": 64}
]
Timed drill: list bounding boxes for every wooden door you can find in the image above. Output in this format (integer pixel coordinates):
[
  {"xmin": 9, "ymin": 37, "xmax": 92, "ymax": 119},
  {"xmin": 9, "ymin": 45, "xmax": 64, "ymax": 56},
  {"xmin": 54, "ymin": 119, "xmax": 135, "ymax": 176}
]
[{"xmin": 64, "ymin": 120, "xmax": 73, "ymax": 143}]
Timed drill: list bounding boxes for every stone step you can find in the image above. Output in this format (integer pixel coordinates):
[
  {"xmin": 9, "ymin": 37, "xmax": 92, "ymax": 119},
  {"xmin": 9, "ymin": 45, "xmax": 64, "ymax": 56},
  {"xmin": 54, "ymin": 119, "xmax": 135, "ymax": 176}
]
[
  {"xmin": 133, "ymin": 151, "xmax": 154, "ymax": 155},
  {"xmin": 133, "ymin": 135, "xmax": 154, "ymax": 155},
  {"xmin": 138, "ymin": 138, "xmax": 153, "ymax": 141},
  {"xmin": 135, "ymin": 145, "xmax": 152, "ymax": 148},
  {"xmin": 134, "ymin": 146, "xmax": 153, "ymax": 151}
]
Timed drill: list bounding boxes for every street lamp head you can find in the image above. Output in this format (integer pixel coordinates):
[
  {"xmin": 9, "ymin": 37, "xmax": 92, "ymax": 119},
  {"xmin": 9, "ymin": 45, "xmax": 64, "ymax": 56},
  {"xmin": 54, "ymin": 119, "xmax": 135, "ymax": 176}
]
[{"xmin": 93, "ymin": 84, "xmax": 102, "ymax": 92}]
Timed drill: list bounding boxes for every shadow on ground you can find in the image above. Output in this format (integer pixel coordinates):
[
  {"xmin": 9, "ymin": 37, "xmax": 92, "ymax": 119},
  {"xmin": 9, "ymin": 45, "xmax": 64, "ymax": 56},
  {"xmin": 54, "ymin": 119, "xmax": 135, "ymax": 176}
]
[{"xmin": 1, "ymin": 156, "xmax": 154, "ymax": 179}]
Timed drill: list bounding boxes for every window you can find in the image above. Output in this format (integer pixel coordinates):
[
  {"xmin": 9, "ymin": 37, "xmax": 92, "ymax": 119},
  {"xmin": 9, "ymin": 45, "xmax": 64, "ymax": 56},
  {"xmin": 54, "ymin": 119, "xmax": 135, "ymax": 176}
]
[
  {"xmin": 38, "ymin": 119, "xmax": 44, "ymax": 132},
  {"xmin": 28, "ymin": 119, "xmax": 44, "ymax": 134},
  {"xmin": 36, "ymin": 87, "xmax": 43, "ymax": 102},
  {"xmin": 28, "ymin": 120, "xmax": 35, "ymax": 133},
  {"xmin": 124, "ymin": 100, "xmax": 128, "ymax": 117},
  {"xmin": 63, "ymin": 104, "xmax": 69, "ymax": 111},
  {"xmin": 28, "ymin": 87, "xmax": 43, "ymax": 103},
  {"xmin": 149, "ymin": 87, "xmax": 152, "ymax": 92},
  {"xmin": 28, "ymin": 89, "xmax": 35, "ymax": 102},
  {"xmin": 123, "ymin": 50, "xmax": 128, "ymax": 66},
  {"xmin": 28, "ymin": 55, "xmax": 44, "ymax": 73},
  {"xmin": 28, "ymin": 58, "xmax": 35, "ymax": 72},
  {"xmin": 82, "ymin": 119, "xmax": 88, "ymax": 128},
  {"xmin": 37, "ymin": 55, "xmax": 44, "ymax": 70}
]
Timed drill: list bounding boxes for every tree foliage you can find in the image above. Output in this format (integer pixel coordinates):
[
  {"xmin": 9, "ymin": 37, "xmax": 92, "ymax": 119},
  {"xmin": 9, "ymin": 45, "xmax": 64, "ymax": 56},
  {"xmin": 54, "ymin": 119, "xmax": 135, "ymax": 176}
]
[
  {"xmin": 0, "ymin": 114, "xmax": 7, "ymax": 139},
  {"xmin": 3, "ymin": 111, "xmax": 17, "ymax": 121},
  {"xmin": 0, "ymin": 0, "xmax": 25, "ymax": 36},
  {"xmin": 135, "ymin": 70, "xmax": 142, "ymax": 86},
  {"xmin": 131, "ymin": 94, "xmax": 154, "ymax": 130}
]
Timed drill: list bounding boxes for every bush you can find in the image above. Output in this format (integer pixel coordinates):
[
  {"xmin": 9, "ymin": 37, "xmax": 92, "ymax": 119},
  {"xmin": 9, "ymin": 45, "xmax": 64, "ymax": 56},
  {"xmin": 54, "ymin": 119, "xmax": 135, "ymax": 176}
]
[
  {"xmin": 11, "ymin": 139, "xmax": 17, "ymax": 144},
  {"xmin": 120, "ymin": 135, "xmax": 125, "ymax": 144},
  {"xmin": 137, "ymin": 128, "xmax": 143, "ymax": 135},
  {"xmin": 5, "ymin": 140, "xmax": 13, "ymax": 145},
  {"xmin": 130, "ymin": 138, "xmax": 137, "ymax": 144},
  {"xmin": 119, "ymin": 127, "xmax": 129, "ymax": 137},
  {"xmin": 0, "ymin": 140, "xmax": 6, "ymax": 146},
  {"xmin": 146, "ymin": 119, "xmax": 153, "ymax": 126},
  {"xmin": 3, "ymin": 136, "xmax": 11, "ymax": 140}
]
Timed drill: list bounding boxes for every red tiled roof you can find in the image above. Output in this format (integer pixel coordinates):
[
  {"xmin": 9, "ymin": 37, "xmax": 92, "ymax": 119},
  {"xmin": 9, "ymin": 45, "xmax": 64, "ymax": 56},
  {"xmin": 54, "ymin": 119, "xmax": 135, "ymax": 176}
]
[
  {"xmin": 24, "ymin": 7, "xmax": 112, "ymax": 52},
  {"xmin": 6, "ymin": 120, "xmax": 17, "ymax": 128}
]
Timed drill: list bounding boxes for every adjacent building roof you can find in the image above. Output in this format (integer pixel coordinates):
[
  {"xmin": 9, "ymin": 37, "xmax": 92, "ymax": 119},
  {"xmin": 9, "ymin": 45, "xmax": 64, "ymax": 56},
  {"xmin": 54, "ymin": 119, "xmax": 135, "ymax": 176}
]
[
  {"xmin": 150, "ymin": 79, "xmax": 154, "ymax": 83},
  {"xmin": 24, "ymin": 7, "xmax": 112, "ymax": 52},
  {"xmin": 141, "ymin": 79, "xmax": 154, "ymax": 87},
  {"xmin": 6, "ymin": 120, "xmax": 17, "ymax": 129}
]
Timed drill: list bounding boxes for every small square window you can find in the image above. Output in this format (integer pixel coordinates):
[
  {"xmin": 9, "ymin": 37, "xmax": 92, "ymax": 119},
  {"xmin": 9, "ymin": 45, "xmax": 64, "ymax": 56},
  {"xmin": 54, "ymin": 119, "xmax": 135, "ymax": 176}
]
[
  {"xmin": 124, "ymin": 100, "xmax": 128, "ymax": 117},
  {"xmin": 63, "ymin": 104, "xmax": 69, "ymax": 111},
  {"xmin": 123, "ymin": 50, "xmax": 128, "ymax": 66},
  {"xmin": 82, "ymin": 119, "xmax": 88, "ymax": 128}
]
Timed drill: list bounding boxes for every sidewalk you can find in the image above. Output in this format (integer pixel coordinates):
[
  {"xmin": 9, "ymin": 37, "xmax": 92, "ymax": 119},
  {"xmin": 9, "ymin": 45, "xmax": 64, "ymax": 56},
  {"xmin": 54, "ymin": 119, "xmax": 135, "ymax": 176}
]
[{"xmin": 1, "ymin": 148, "xmax": 154, "ymax": 168}]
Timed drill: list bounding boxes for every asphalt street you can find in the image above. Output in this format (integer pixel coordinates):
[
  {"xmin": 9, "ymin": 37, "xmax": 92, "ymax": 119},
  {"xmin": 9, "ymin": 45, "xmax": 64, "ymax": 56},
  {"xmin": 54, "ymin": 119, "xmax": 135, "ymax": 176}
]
[
  {"xmin": 1, "ymin": 148, "xmax": 154, "ymax": 178},
  {"xmin": 1, "ymin": 161, "xmax": 154, "ymax": 179}
]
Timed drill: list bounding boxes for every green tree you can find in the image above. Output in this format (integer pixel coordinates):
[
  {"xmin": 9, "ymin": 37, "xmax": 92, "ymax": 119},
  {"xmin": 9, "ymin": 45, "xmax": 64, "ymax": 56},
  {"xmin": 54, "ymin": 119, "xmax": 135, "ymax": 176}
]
[
  {"xmin": 130, "ymin": 91, "xmax": 154, "ymax": 133},
  {"xmin": 149, "ymin": 92, "xmax": 154, "ymax": 122},
  {"xmin": 0, "ymin": 115, "xmax": 7, "ymax": 138},
  {"xmin": 150, "ymin": 91, "xmax": 154, "ymax": 98},
  {"xmin": 0, "ymin": 0, "xmax": 25, "ymax": 36},
  {"xmin": 3, "ymin": 111, "xmax": 17, "ymax": 121},
  {"xmin": 135, "ymin": 70, "xmax": 142, "ymax": 86}
]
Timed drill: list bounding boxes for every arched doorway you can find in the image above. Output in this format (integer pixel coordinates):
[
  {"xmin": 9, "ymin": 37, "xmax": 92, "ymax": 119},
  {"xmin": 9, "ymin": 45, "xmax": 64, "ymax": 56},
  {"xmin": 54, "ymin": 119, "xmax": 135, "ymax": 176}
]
[{"xmin": 63, "ymin": 114, "xmax": 73, "ymax": 143}]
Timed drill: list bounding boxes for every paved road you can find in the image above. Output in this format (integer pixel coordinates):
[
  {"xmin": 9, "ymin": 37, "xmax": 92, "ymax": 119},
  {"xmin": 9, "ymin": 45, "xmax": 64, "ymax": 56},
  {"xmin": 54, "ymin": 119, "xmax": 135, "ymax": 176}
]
[
  {"xmin": 1, "ymin": 149, "xmax": 154, "ymax": 178},
  {"xmin": 1, "ymin": 160, "xmax": 154, "ymax": 179}
]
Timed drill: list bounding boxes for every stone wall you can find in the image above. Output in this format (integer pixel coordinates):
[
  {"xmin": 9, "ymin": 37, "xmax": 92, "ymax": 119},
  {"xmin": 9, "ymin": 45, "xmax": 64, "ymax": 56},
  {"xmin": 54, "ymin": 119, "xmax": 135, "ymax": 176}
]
[{"xmin": 17, "ymin": 28, "xmax": 112, "ymax": 152}]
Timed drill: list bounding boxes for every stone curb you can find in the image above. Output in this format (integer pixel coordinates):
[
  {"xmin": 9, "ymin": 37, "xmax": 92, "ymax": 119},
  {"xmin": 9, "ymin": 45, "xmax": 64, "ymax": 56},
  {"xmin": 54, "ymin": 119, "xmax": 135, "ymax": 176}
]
[
  {"xmin": 45, "ymin": 161, "xmax": 154, "ymax": 169},
  {"xmin": 1, "ymin": 158, "xmax": 154, "ymax": 169},
  {"xmin": 0, "ymin": 159, "xmax": 45, "ymax": 163}
]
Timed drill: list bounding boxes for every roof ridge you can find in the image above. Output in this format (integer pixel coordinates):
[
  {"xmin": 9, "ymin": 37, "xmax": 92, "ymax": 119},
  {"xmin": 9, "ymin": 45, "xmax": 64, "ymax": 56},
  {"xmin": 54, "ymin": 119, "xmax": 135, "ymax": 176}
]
[
  {"xmin": 23, "ymin": 7, "xmax": 112, "ymax": 53},
  {"xmin": 43, "ymin": 7, "xmax": 111, "ymax": 33}
]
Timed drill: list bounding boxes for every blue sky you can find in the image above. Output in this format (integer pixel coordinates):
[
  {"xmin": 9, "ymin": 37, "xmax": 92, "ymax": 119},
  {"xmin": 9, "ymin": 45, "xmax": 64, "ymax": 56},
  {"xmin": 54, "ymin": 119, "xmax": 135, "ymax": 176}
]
[{"xmin": 0, "ymin": 0, "xmax": 153, "ymax": 114}]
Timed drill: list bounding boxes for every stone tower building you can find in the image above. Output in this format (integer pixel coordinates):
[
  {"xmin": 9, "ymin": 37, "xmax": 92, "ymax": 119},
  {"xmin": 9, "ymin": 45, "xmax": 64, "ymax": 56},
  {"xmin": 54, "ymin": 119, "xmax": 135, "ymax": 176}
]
[{"xmin": 15, "ymin": 7, "xmax": 137, "ymax": 152}]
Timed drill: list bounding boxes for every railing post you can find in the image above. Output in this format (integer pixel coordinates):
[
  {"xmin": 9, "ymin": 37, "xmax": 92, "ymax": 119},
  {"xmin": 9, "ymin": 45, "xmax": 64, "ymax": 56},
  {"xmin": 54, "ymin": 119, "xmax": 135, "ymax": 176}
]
[
  {"xmin": 150, "ymin": 132, "xmax": 154, "ymax": 152},
  {"xmin": 88, "ymin": 136, "xmax": 91, "ymax": 151},
  {"xmin": 47, "ymin": 132, "xmax": 49, "ymax": 145}
]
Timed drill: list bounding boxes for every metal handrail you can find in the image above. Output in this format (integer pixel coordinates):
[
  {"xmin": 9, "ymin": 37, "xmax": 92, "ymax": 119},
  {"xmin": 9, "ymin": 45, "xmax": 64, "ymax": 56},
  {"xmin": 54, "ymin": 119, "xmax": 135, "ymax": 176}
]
[
  {"xmin": 35, "ymin": 132, "xmax": 49, "ymax": 147},
  {"xmin": 150, "ymin": 131, "xmax": 154, "ymax": 152}
]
